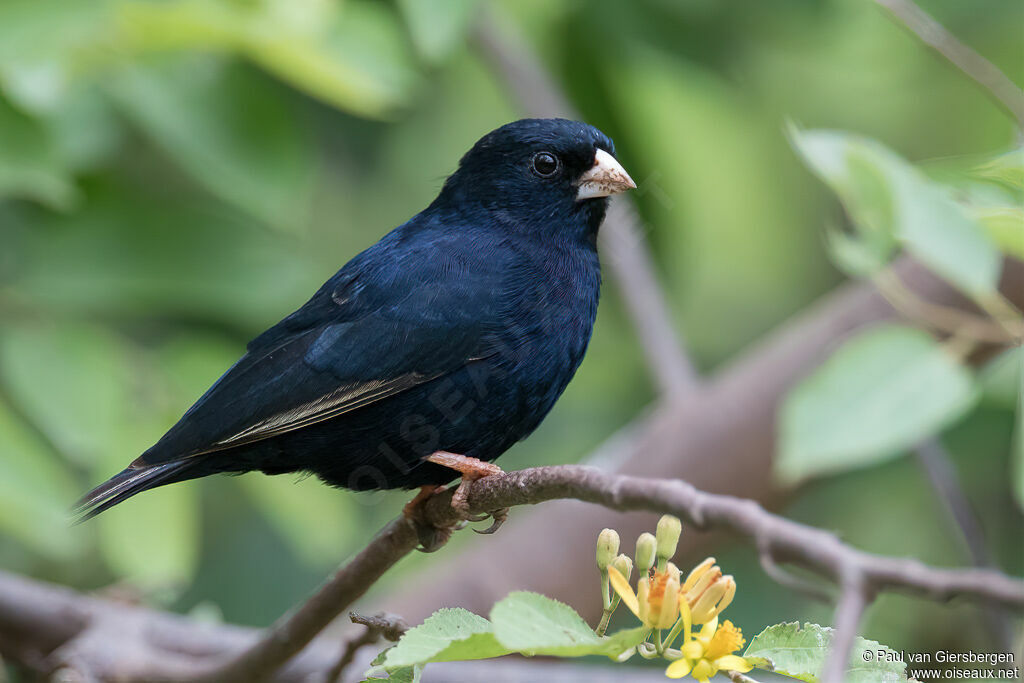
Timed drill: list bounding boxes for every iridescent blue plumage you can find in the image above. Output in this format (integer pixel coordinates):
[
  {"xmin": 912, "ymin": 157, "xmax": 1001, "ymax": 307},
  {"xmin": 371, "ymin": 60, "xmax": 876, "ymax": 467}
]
[{"xmin": 77, "ymin": 119, "xmax": 631, "ymax": 518}]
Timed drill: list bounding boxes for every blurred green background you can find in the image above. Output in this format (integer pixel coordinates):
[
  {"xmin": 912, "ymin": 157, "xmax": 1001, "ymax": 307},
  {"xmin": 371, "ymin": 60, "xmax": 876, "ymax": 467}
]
[{"xmin": 0, "ymin": 0, "xmax": 1020, "ymax": 675}]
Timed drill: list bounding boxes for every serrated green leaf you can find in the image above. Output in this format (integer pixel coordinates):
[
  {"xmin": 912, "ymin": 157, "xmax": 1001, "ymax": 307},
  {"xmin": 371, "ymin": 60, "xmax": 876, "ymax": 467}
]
[
  {"xmin": 745, "ymin": 622, "xmax": 907, "ymax": 683},
  {"xmin": 108, "ymin": 58, "xmax": 313, "ymax": 232},
  {"xmin": 369, "ymin": 665, "xmax": 422, "ymax": 683},
  {"xmin": 490, "ymin": 591, "xmax": 605, "ymax": 657},
  {"xmin": 380, "ymin": 608, "xmax": 509, "ymax": 670},
  {"xmin": 778, "ymin": 325, "xmax": 978, "ymax": 484}
]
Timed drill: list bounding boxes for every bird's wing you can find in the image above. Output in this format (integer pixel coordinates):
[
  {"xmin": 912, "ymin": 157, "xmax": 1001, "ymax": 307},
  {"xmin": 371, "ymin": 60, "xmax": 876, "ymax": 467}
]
[{"xmin": 139, "ymin": 231, "xmax": 511, "ymax": 464}]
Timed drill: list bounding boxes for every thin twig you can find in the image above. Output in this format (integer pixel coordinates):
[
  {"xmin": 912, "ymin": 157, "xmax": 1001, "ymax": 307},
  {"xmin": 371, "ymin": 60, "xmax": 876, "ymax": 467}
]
[
  {"xmin": 872, "ymin": 268, "xmax": 1016, "ymax": 344},
  {"xmin": 914, "ymin": 439, "xmax": 1014, "ymax": 651},
  {"xmin": 472, "ymin": 6, "xmax": 700, "ymax": 399},
  {"xmin": 873, "ymin": 0, "xmax": 1024, "ymax": 131},
  {"xmin": 821, "ymin": 571, "xmax": 870, "ymax": 683},
  {"xmin": 324, "ymin": 613, "xmax": 408, "ymax": 683},
  {"xmin": 758, "ymin": 542, "xmax": 834, "ymax": 605}
]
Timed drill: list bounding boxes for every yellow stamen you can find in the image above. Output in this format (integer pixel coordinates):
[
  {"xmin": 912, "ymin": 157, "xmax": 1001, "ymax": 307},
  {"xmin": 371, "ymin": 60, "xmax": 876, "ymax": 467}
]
[{"xmin": 706, "ymin": 620, "xmax": 745, "ymax": 660}]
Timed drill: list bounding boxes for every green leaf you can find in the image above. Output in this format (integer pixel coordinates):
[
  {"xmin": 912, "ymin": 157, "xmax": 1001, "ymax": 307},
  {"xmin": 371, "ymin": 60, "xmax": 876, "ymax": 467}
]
[
  {"xmin": 108, "ymin": 58, "xmax": 313, "ymax": 232},
  {"xmin": 974, "ymin": 148, "xmax": 1024, "ymax": 190},
  {"xmin": 372, "ymin": 665, "xmax": 423, "ymax": 682},
  {"xmin": 792, "ymin": 129, "xmax": 1001, "ymax": 295},
  {"xmin": 979, "ymin": 347, "xmax": 1022, "ymax": 410},
  {"xmin": 0, "ymin": 398, "xmax": 83, "ymax": 560},
  {"xmin": 490, "ymin": 591, "xmax": 617, "ymax": 657},
  {"xmin": 778, "ymin": 325, "xmax": 978, "ymax": 483},
  {"xmin": 398, "ymin": 0, "xmax": 478, "ymax": 63},
  {"xmin": 0, "ymin": 323, "xmax": 135, "ymax": 466},
  {"xmin": 896, "ymin": 177, "xmax": 1002, "ymax": 297},
  {"xmin": 13, "ymin": 179, "xmax": 317, "ymax": 329},
  {"xmin": 745, "ymin": 622, "xmax": 907, "ymax": 683},
  {"xmin": 970, "ymin": 207, "xmax": 1024, "ymax": 260},
  {"xmin": 380, "ymin": 608, "xmax": 510, "ymax": 670},
  {"xmin": 0, "ymin": 95, "xmax": 77, "ymax": 209},
  {"xmin": 0, "ymin": 322, "xmax": 200, "ymax": 585},
  {"xmin": 791, "ymin": 128, "xmax": 898, "ymax": 276},
  {"xmin": 116, "ymin": 0, "xmax": 414, "ymax": 119}
]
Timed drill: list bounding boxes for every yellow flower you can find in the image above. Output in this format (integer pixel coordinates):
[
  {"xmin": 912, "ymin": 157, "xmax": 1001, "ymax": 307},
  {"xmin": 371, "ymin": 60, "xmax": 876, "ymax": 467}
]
[
  {"xmin": 665, "ymin": 598, "xmax": 752, "ymax": 682},
  {"xmin": 608, "ymin": 562, "xmax": 681, "ymax": 630},
  {"xmin": 681, "ymin": 557, "xmax": 736, "ymax": 624}
]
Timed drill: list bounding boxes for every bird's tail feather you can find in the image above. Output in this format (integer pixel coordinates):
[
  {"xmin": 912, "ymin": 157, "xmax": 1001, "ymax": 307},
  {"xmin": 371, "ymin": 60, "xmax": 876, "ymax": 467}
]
[{"xmin": 73, "ymin": 461, "xmax": 192, "ymax": 522}]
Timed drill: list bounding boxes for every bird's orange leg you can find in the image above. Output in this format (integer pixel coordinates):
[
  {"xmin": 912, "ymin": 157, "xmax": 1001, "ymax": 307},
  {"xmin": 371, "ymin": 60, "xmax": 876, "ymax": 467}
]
[{"xmin": 425, "ymin": 451, "xmax": 508, "ymax": 534}]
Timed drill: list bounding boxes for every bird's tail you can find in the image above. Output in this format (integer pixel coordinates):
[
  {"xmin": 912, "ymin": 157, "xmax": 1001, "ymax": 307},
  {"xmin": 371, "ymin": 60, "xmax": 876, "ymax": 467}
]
[{"xmin": 72, "ymin": 460, "xmax": 192, "ymax": 523}]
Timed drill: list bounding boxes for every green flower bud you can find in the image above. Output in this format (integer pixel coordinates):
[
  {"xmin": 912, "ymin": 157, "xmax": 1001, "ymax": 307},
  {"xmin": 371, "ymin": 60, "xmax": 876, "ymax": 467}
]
[
  {"xmin": 635, "ymin": 532, "xmax": 657, "ymax": 571},
  {"xmin": 596, "ymin": 528, "xmax": 620, "ymax": 570},
  {"xmin": 612, "ymin": 553, "xmax": 633, "ymax": 582},
  {"xmin": 655, "ymin": 515, "xmax": 682, "ymax": 561}
]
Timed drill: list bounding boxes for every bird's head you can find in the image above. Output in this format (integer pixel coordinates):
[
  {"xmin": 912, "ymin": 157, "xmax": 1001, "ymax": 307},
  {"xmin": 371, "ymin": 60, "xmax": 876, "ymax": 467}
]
[{"xmin": 434, "ymin": 118, "xmax": 635, "ymax": 240}]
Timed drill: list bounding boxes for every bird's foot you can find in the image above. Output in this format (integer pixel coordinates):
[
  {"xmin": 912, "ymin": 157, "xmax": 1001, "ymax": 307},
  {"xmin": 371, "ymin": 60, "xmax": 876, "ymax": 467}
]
[
  {"xmin": 402, "ymin": 485, "xmax": 453, "ymax": 552},
  {"xmin": 425, "ymin": 452, "xmax": 508, "ymax": 535}
]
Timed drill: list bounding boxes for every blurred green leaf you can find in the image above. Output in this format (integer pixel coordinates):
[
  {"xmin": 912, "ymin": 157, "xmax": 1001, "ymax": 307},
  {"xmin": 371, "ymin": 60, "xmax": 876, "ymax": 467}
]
[
  {"xmin": 108, "ymin": 58, "xmax": 313, "ymax": 232},
  {"xmin": 13, "ymin": 180, "xmax": 317, "ymax": 329},
  {"xmin": 117, "ymin": 0, "xmax": 414, "ymax": 118},
  {"xmin": 792, "ymin": 129, "xmax": 897, "ymax": 276},
  {"xmin": 793, "ymin": 129, "xmax": 1002, "ymax": 295},
  {"xmin": 238, "ymin": 474, "xmax": 357, "ymax": 568},
  {"xmin": 974, "ymin": 148, "xmax": 1024, "ymax": 191},
  {"xmin": 0, "ymin": 95, "xmax": 77, "ymax": 209},
  {"xmin": 398, "ymin": 0, "xmax": 478, "ymax": 63},
  {"xmin": 778, "ymin": 325, "xmax": 978, "ymax": 484},
  {"xmin": 980, "ymin": 347, "xmax": 1022, "ymax": 410},
  {"xmin": 970, "ymin": 207, "xmax": 1024, "ymax": 260},
  {"xmin": 0, "ymin": 322, "xmax": 200, "ymax": 584},
  {"xmin": 0, "ymin": 398, "xmax": 82, "ymax": 560},
  {"xmin": 744, "ymin": 622, "xmax": 907, "ymax": 683},
  {"xmin": 0, "ymin": 0, "xmax": 112, "ymax": 112},
  {"xmin": 0, "ymin": 323, "xmax": 135, "ymax": 466}
]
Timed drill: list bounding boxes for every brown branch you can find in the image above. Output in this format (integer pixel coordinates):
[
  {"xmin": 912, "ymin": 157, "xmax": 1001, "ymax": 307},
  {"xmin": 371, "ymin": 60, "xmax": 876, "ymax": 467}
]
[
  {"xmin": 5, "ymin": 463, "xmax": 1024, "ymax": 681},
  {"xmin": 873, "ymin": 0, "xmax": 1024, "ymax": 131},
  {"xmin": 472, "ymin": 6, "xmax": 700, "ymax": 398}
]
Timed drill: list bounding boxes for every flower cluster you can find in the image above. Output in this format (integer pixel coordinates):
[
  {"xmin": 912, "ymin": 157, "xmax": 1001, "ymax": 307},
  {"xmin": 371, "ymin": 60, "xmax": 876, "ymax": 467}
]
[{"xmin": 595, "ymin": 516, "xmax": 752, "ymax": 682}]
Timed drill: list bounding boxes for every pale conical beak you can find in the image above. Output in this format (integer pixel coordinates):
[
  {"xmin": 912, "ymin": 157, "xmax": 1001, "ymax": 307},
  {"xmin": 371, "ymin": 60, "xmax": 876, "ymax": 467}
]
[{"xmin": 576, "ymin": 148, "xmax": 636, "ymax": 201}]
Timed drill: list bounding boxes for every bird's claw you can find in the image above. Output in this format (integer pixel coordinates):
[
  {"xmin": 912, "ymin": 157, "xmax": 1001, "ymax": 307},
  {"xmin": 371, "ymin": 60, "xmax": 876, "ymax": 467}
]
[
  {"xmin": 425, "ymin": 452, "xmax": 506, "ymax": 533},
  {"xmin": 473, "ymin": 507, "xmax": 509, "ymax": 535}
]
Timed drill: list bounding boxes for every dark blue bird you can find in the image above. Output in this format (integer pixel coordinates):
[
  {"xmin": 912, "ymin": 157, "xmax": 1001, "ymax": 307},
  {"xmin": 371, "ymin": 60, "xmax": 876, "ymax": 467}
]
[{"xmin": 76, "ymin": 118, "xmax": 635, "ymax": 523}]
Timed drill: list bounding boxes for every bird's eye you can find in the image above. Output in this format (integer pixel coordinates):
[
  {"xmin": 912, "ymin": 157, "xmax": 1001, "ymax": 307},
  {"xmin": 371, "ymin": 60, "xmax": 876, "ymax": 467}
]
[{"xmin": 531, "ymin": 151, "xmax": 560, "ymax": 178}]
